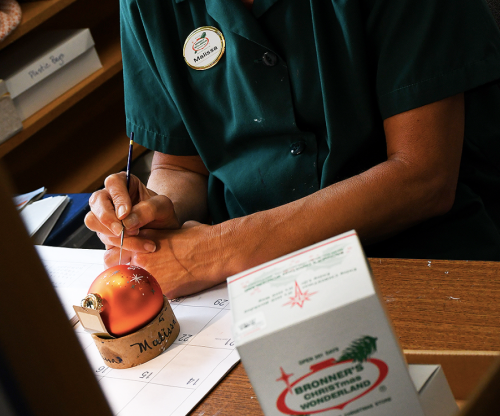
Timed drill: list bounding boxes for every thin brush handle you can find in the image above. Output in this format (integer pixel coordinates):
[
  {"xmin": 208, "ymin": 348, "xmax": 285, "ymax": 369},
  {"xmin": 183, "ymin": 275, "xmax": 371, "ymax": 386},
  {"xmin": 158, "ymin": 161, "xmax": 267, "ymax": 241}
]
[{"xmin": 119, "ymin": 133, "xmax": 134, "ymax": 265}]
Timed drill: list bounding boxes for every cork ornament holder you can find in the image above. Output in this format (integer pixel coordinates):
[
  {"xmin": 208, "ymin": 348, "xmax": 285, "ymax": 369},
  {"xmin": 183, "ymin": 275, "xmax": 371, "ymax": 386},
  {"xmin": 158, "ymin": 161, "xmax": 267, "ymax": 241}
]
[
  {"xmin": 74, "ymin": 265, "xmax": 180, "ymax": 369},
  {"xmin": 91, "ymin": 297, "xmax": 180, "ymax": 369}
]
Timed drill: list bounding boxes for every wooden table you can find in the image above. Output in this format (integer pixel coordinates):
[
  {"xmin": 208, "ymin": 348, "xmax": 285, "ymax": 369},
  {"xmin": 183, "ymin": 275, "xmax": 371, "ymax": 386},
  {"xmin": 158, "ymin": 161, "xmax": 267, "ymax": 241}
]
[{"xmin": 190, "ymin": 258, "xmax": 500, "ymax": 415}]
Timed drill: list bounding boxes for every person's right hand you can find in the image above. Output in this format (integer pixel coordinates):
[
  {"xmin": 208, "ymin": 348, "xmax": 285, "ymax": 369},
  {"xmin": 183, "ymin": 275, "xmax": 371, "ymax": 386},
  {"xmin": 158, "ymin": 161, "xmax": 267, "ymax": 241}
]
[{"xmin": 85, "ymin": 172, "xmax": 181, "ymax": 254}]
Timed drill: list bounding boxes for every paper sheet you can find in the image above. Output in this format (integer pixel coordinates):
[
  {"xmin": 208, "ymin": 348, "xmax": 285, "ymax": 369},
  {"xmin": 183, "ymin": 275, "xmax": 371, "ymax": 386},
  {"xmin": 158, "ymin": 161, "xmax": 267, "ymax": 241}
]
[
  {"xmin": 13, "ymin": 186, "xmax": 46, "ymax": 210},
  {"xmin": 36, "ymin": 245, "xmax": 241, "ymax": 416},
  {"xmin": 35, "ymin": 245, "xmax": 104, "ymax": 324},
  {"xmin": 22, "ymin": 195, "xmax": 69, "ymax": 244}
]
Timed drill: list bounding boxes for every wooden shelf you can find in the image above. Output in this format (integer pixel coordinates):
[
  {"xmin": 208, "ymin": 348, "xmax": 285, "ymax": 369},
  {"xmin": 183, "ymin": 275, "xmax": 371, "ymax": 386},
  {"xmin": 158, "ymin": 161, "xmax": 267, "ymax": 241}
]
[
  {"xmin": 0, "ymin": 0, "xmax": 138, "ymax": 194},
  {"xmin": 3, "ymin": 75, "xmax": 146, "ymax": 194},
  {"xmin": 0, "ymin": 0, "xmax": 78, "ymax": 51}
]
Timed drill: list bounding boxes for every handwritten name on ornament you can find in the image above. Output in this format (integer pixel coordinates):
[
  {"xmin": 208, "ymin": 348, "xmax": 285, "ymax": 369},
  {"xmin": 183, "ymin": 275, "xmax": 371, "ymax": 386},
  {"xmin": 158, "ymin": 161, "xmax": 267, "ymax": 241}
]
[
  {"xmin": 28, "ymin": 54, "xmax": 66, "ymax": 79},
  {"xmin": 130, "ymin": 318, "xmax": 177, "ymax": 354}
]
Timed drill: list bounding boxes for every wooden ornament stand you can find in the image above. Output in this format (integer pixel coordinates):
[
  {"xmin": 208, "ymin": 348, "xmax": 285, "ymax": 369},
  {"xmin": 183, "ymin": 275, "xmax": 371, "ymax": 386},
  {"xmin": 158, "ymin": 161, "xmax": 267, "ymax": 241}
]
[{"xmin": 91, "ymin": 297, "xmax": 180, "ymax": 369}]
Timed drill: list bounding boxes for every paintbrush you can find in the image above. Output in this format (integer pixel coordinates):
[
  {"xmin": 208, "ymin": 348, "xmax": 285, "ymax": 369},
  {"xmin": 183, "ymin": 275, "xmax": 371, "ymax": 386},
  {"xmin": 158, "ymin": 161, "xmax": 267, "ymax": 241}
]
[{"xmin": 119, "ymin": 132, "xmax": 134, "ymax": 265}]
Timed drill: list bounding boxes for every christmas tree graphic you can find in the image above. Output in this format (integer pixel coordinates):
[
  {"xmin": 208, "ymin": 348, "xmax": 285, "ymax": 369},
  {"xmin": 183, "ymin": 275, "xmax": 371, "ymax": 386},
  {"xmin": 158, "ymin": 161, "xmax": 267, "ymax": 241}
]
[
  {"xmin": 338, "ymin": 335, "xmax": 378, "ymax": 363},
  {"xmin": 194, "ymin": 32, "xmax": 206, "ymax": 54}
]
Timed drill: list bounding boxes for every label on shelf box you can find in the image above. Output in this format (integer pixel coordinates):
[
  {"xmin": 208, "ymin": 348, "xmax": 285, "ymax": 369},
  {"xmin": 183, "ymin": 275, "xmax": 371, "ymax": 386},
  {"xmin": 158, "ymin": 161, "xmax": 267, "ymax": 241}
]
[{"xmin": 0, "ymin": 29, "xmax": 96, "ymax": 99}]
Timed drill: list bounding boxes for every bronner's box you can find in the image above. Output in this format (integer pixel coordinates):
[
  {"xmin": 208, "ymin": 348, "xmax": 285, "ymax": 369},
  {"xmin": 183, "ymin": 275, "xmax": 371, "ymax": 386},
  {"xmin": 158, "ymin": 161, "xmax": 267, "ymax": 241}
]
[{"xmin": 227, "ymin": 231, "xmax": 426, "ymax": 416}]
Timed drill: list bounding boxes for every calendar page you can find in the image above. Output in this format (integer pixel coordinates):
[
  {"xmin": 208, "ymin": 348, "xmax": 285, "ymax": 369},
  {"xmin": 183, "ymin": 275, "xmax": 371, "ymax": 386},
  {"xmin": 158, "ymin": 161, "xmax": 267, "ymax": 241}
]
[{"xmin": 36, "ymin": 246, "xmax": 240, "ymax": 416}]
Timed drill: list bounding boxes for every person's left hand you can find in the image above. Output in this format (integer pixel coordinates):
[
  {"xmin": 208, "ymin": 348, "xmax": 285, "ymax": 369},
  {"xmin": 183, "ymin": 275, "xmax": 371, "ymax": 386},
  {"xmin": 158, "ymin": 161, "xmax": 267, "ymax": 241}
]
[{"xmin": 102, "ymin": 221, "xmax": 229, "ymax": 298}]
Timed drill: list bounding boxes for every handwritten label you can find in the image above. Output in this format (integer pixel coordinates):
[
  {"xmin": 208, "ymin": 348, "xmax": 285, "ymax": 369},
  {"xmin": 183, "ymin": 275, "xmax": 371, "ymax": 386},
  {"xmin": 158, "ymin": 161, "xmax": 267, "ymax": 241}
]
[
  {"xmin": 27, "ymin": 54, "xmax": 66, "ymax": 79},
  {"xmin": 130, "ymin": 318, "xmax": 177, "ymax": 354},
  {"xmin": 100, "ymin": 355, "xmax": 123, "ymax": 365}
]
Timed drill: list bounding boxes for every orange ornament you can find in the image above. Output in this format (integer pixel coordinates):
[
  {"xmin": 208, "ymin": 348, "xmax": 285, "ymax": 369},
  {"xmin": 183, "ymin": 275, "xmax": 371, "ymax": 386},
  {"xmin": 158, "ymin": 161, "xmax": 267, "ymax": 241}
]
[{"xmin": 86, "ymin": 265, "xmax": 164, "ymax": 337}]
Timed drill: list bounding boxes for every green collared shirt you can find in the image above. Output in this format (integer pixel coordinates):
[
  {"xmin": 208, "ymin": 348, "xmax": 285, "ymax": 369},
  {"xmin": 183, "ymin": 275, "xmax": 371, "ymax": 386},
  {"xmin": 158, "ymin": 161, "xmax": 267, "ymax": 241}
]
[{"xmin": 120, "ymin": 0, "xmax": 500, "ymax": 260}]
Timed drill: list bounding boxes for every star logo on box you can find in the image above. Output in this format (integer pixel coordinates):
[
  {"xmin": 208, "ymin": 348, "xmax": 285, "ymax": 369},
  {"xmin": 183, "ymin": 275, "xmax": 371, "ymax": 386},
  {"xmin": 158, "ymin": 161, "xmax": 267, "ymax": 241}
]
[
  {"xmin": 275, "ymin": 336, "xmax": 388, "ymax": 414},
  {"xmin": 283, "ymin": 281, "xmax": 317, "ymax": 308}
]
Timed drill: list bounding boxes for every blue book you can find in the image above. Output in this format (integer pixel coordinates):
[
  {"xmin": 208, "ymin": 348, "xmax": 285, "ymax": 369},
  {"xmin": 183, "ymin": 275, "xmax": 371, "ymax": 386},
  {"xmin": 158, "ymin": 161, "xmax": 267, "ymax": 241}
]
[{"xmin": 43, "ymin": 193, "xmax": 92, "ymax": 246}]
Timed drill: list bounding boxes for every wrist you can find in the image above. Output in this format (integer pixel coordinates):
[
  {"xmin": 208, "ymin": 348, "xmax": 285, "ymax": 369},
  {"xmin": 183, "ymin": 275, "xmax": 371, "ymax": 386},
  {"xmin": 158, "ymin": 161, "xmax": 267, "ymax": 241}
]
[
  {"xmin": 211, "ymin": 214, "xmax": 271, "ymax": 280},
  {"xmin": 208, "ymin": 220, "xmax": 245, "ymax": 280}
]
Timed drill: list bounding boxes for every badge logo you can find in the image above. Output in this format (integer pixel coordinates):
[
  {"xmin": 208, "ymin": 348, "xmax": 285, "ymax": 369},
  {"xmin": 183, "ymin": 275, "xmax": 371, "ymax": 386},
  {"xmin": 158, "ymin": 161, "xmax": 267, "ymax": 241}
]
[{"xmin": 183, "ymin": 26, "xmax": 225, "ymax": 70}]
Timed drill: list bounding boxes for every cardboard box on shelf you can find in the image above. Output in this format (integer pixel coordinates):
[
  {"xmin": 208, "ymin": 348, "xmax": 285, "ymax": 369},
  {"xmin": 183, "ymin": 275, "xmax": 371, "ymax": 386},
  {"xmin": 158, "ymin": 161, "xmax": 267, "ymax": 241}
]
[
  {"xmin": 0, "ymin": 79, "xmax": 23, "ymax": 144},
  {"xmin": 0, "ymin": 28, "xmax": 102, "ymax": 120}
]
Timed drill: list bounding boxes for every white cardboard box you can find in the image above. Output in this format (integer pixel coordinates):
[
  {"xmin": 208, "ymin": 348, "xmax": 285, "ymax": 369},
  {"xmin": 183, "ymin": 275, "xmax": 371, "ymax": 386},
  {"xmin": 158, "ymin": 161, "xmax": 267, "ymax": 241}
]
[
  {"xmin": 227, "ymin": 231, "xmax": 426, "ymax": 416},
  {"xmin": 0, "ymin": 29, "xmax": 102, "ymax": 120},
  {"xmin": 0, "ymin": 79, "xmax": 22, "ymax": 143}
]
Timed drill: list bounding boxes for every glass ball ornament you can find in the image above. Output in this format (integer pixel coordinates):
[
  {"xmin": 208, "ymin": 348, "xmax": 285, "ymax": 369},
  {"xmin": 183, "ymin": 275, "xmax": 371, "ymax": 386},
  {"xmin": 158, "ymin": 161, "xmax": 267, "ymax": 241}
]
[{"xmin": 84, "ymin": 265, "xmax": 164, "ymax": 337}]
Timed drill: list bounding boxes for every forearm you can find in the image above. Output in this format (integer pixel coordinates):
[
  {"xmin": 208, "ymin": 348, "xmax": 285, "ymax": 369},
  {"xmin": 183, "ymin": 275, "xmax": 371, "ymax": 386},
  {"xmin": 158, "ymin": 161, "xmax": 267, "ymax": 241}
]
[
  {"xmin": 217, "ymin": 94, "xmax": 464, "ymax": 277},
  {"xmin": 147, "ymin": 152, "xmax": 209, "ymax": 225},
  {"xmin": 128, "ymin": 159, "xmax": 446, "ymax": 298},
  {"xmin": 215, "ymin": 157, "xmax": 453, "ymax": 276}
]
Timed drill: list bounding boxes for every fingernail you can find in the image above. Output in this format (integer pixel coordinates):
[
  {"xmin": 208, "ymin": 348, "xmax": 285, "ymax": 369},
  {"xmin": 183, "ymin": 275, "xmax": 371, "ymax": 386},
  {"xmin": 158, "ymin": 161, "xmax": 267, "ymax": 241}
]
[
  {"xmin": 111, "ymin": 222, "xmax": 123, "ymax": 236},
  {"xmin": 117, "ymin": 206, "xmax": 127, "ymax": 219},
  {"xmin": 144, "ymin": 242, "xmax": 156, "ymax": 252},
  {"xmin": 123, "ymin": 213, "xmax": 139, "ymax": 228}
]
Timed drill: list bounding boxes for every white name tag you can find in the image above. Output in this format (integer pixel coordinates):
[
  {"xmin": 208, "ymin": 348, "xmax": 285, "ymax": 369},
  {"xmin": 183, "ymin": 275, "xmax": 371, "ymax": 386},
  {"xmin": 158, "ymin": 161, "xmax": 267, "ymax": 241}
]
[{"xmin": 183, "ymin": 26, "xmax": 225, "ymax": 70}]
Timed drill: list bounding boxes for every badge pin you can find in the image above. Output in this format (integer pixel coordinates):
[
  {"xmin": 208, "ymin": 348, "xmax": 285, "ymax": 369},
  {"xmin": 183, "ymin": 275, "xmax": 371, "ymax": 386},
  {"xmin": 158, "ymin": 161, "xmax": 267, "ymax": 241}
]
[{"xmin": 183, "ymin": 26, "xmax": 225, "ymax": 70}]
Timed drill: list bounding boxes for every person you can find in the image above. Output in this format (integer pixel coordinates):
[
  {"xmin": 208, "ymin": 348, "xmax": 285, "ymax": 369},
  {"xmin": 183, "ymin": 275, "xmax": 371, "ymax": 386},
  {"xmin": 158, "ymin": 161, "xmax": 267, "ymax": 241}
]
[{"xmin": 86, "ymin": 0, "xmax": 500, "ymax": 298}]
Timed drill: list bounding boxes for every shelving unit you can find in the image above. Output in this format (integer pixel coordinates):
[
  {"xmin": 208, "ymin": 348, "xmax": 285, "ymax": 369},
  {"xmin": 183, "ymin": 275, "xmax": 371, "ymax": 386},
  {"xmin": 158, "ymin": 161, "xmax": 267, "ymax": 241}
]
[
  {"xmin": 0, "ymin": 0, "xmax": 77, "ymax": 50},
  {"xmin": 0, "ymin": 0, "xmax": 145, "ymax": 194}
]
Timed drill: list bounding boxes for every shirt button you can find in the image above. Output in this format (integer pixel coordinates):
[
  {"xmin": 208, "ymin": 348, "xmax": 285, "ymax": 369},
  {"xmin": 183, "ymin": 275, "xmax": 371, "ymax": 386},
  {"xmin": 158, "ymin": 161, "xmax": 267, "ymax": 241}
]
[
  {"xmin": 262, "ymin": 51, "xmax": 278, "ymax": 66},
  {"xmin": 290, "ymin": 141, "xmax": 306, "ymax": 155}
]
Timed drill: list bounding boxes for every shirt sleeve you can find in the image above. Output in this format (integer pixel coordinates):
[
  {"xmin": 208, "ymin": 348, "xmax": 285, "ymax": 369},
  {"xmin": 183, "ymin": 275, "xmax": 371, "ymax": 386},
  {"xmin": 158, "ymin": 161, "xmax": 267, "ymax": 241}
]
[
  {"xmin": 120, "ymin": 0, "xmax": 198, "ymax": 155},
  {"xmin": 364, "ymin": 0, "xmax": 500, "ymax": 119}
]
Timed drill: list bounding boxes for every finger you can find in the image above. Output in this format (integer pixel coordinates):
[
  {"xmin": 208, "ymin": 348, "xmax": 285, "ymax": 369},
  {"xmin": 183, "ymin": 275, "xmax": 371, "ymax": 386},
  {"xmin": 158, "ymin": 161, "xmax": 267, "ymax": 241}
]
[
  {"xmin": 98, "ymin": 233, "xmax": 157, "ymax": 254},
  {"xmin": 104, "ymin": 247, "xmax": 132, "ymax": 267},
  {"xmin": 98, "ymin": 233, "xmax": 121, "ymax": 249},
  {"xmin": 182, "ymin": 220, "xmax": 201, "ymax": 229},
  {"xmin": 122, "ymin": 195, "xmax": 180, "ymax": 231},
  {"xmin": 104, "ymin": 172, "xmax": 134, "ymax": 220},
  {"xmin": 85, "ymin": 211, "xmax": 120, "ymax": 237},
  {"xmin": 88, "ymin": 190, "xmax": 123, "ymax": 236},
  {"xmin": 126, "ymin": 228, "xmax": 140, "ymax": 236}
]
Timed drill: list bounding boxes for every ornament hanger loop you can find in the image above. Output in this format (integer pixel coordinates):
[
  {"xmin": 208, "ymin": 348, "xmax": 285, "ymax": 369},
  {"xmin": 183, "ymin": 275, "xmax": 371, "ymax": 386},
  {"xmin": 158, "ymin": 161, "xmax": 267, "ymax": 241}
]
[{"xmin": 81, "ymin": 293, "xmax": 104, "ymax": 312}]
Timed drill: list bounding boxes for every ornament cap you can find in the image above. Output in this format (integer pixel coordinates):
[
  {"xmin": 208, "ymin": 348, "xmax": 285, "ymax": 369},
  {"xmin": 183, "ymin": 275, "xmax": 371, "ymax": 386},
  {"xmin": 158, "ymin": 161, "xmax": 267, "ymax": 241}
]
[{"xmin": 81, "ymin": 293, "xmax": 104, "ymax": 312}]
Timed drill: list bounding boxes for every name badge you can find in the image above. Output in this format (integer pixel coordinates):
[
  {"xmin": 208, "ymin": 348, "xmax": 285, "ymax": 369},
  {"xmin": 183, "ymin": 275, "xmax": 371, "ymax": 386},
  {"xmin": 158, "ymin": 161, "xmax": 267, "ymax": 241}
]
[{"xmin": 183, "ymin": 26, "xmax": 225, "ymax": 70}]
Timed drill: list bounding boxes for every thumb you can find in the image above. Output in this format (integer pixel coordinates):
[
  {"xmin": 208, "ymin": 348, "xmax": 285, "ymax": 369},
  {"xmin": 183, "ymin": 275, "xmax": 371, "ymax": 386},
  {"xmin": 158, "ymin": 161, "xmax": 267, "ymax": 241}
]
[{"xmin": 182, "ymin": 220, "xmax": 202, "ymax": 229}]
